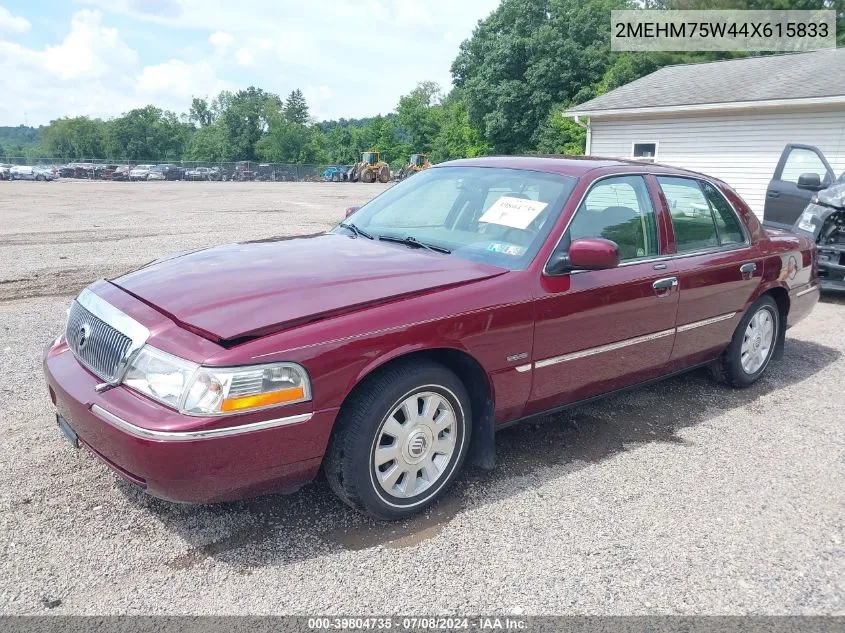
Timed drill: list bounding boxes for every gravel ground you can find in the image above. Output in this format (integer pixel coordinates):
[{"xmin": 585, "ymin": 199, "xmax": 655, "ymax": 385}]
[{"xmin": 0, "ymin": 181, "xmax": 843, "ymax": 615}]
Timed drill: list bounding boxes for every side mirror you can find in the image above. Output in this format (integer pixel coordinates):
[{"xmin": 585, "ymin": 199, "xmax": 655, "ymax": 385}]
[
  {"xmin": 344, "ymin": 206, "xmax": 360, "ymax": 218},
  {"xmin": 546, "ymin": 238, "xmax": 620, "ymax": 275},
  {"xmin": 797, "ymin": 172, "xmax": 824, "ymax": 191}
]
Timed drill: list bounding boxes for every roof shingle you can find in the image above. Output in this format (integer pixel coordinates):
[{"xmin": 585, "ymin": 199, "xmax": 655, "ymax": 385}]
[{"xmin": 569, "ymin": 49, "xmax": 845, "ymax": 114}]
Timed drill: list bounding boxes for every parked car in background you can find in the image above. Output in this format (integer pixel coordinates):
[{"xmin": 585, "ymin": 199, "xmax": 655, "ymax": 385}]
[
  {"xmin": 184, "ymin": 166, "xmax": 221, "ymax": 181},
  {"xmin": 762, "ymin": 144, "xmax": 838, "ymax": 229},
  {"xmin": 322, "ymin": 165, "xmax": 350, "ymax": 182},
  {"xmin": 111, "ymin": 165, "xmax": 131, "ymax": 181},
  {"xmin": 224, "ymin": 161, "xmax": 255, "ymax": 181},
  {"xmin": 148, "ymin": 164, "xmax": 185, "ymax": 181},
  {"xmin": 0, "ymin": 164, "xmax": 10, "ymax": 180},
  {"xmin": 11, "ymin": 165, "xmax": 57, "ymax": 181},
  {"xmin": 762, "ymin": 144, "xmax": 844, "ymax": 292},
  {"xmin": 129, "ymin": 164, "xmax": 155, "ymax": 181},
  {"xmin": 44, "ymin": 157, "xmax": 819, "ymax": 519}
]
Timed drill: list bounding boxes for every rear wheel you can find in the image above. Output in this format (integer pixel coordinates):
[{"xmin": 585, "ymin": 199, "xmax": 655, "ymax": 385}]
[
  {"xmin": 325, "ymin": 360, "xmax": 471, "ymax": 520},
  {"xmin": 361, "ymin": 168, "xmax": 376, "ymax": 183},
  {"xmin": 710, "ymin": 295, "xmax": 779, "ymax": 387},
  {"xmin": 377, "ymin": 165, "xmax": 390, "ymax": 183}
]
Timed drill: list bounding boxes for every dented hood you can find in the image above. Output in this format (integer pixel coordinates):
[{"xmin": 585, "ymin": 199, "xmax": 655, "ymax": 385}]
[{"xmin": 112, "ymin": 233, "xmax": 506, "ymax": 342}]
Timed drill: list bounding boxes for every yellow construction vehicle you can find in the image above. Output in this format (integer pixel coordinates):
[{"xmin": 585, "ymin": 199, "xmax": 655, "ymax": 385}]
[
  {"xmin": 348, "ymin": 151, "xmax": 391, "ymax": 183},
  {"xmin": 397, "ymin": 153, "xmax": 432, "ymax": 180}
]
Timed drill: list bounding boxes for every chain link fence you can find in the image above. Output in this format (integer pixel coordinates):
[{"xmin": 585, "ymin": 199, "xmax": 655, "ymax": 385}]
[{"xmin": 0, "ymin": 158, "xmax": 358, "ymax": 182}]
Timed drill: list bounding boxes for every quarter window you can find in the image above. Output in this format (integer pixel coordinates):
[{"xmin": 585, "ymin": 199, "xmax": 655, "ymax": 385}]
[{"xmin": 568, "ymin": 175, "xmax": 658, "ymax": 261}]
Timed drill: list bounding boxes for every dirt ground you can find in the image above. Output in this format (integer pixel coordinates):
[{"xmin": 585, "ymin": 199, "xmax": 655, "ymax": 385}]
[{"xmin": 1, "ymin": 181, "xmax": 843, "ymax": 615}]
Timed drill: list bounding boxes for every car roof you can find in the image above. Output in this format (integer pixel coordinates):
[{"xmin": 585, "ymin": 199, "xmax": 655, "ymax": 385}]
[{"xmin": 436, "ymin": 155, "xmax": 712, "ymax": 180}]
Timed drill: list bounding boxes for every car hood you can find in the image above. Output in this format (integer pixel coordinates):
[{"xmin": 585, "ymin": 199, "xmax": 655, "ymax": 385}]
[
  {"xmin": 817, "ymin": 182, "xmax": 845, "ymax": 210},
  {"xmin": 111, "ymin": 233, "xmax": 507, "ymax": 342}
]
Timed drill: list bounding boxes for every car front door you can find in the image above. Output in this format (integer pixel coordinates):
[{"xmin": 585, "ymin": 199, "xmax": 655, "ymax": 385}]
[
  {"xmin": 526, "ymin": 174, "xmax": 679, "ymax": 415},
  {"xmin": 763, "ymin": 144, "xmax": 834, "ymax": 229},
  {"xmin": 654, "ymin": 176, "xmax": 763, "ymax": 369}
]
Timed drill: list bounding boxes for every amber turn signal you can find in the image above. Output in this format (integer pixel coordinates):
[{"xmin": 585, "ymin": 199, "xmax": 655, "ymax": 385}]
[{"xmin": 220, "ymin": 386, "xmax": 306, "ymax": 413}]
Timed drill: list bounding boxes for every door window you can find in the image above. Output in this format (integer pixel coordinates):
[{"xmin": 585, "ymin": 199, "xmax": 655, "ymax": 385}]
[
  {"xmin": 568, "ymin": 175, "xmax": 658, "ymax": 261},
  {"xmin": 659, "ymin": 176, "xmax": 748, "ymax": 252},
  {"xmin": 701, "ymin": 181, "xmax": 746, "ymax": 245},
  {"xmin": 779, "ymin": 147, "xmax": 830, "ymax": 185}
]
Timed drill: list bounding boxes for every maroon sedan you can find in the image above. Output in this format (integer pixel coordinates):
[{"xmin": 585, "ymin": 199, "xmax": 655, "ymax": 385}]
[{"xmin": 44, "ymin": 157, "xmax": 819, "ymax": 519}]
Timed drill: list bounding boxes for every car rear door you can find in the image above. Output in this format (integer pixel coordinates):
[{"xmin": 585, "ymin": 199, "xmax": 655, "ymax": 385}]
[
  {"xmin": 653, "ymin": 175, "xmax": 762, "ymax": 369},
  {"xmin": 763, "ymin": 144, "xmax": 834, "ymax": 229},
  {"xmin": 526, "ymin": 174, "xmax": 679, "ymax": 415}
]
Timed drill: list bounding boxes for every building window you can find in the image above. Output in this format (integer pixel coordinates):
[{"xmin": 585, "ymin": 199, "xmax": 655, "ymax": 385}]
[{"xmin": 632, "ymin": 142, "xmax": 657, "ymax": 162}]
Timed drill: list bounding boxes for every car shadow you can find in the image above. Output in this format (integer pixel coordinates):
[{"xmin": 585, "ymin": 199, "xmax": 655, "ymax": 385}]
[{"xmin": 117, "ymin": 337, "xmax": 839, "ymax": 571}]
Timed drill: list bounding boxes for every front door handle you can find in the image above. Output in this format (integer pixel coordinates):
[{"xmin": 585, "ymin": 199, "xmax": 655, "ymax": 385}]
[
  {"xmin": 653, "ymin": 277, "xmax": 678, "ymax": 296},
  {"xmin": 740, "ymin": 262, "xmax": 757, "ymax": 279},
  {"xmin": 767, "ymin": 191, "xmax": 780, "ymax": 198}
]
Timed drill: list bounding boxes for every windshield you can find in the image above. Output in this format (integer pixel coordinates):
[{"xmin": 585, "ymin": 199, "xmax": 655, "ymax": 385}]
[
  {"xmin": 337, "ymin": 166, "xmax": 577, "ymax": 270},
  {"xmin": 362, "ymin": 152, "xmax": 377, "ymax": 165}
]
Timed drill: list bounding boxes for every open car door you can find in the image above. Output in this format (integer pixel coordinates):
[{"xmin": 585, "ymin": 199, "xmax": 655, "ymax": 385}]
[{"xmin": 763, "ymin": 144, "xmax": 835, "ymax": 230}]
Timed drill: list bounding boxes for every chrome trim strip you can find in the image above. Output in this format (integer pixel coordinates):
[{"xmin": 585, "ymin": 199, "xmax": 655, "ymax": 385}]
[
  {"xmin": 515, "ymin": 364, "xmax": 532, "ymax": 373},
  {"xmin": 91, "ymin": 405, "xmax": 312, "ymax": 441},
  {"xmin": 74, "ymin": 287, "xmax": 150, "ymax": 384},
  {"xmin": 676, "ymin": 312, "xmax": 737, "ymax": 333},
  {"xmin": 796, "ymin": 284, "xmax": 820, "ymax": 298},
  {"xmin": 534, "ymin": 328, "xmax": 675, "ymax": 368}
]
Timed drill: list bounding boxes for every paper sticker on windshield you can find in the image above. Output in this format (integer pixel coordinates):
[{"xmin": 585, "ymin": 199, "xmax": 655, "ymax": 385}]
[{"xmin": 479, "ymin": 197, "xmax": 548, "ymax": 230}]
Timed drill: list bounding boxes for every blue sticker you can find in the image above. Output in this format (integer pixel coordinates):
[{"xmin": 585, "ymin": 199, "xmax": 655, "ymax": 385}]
[{"xmin": 486, "ymin": 242, "xmax": 526, "ymax": 257}]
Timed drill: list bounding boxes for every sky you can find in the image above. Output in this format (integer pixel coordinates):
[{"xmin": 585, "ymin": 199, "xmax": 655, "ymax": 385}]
[{"xmin": 0, "ymin": 0, "xmax": 500, "ymax": 127}]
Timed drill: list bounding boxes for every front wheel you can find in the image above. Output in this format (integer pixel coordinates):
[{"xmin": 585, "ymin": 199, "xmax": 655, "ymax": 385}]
[
  {"xmin": 710, "ymin": 295, "xmax": 779, "ymax": 387},
  {"xmin": 325, "ymin": 360, "xmax": 471, "ymax": 520}
]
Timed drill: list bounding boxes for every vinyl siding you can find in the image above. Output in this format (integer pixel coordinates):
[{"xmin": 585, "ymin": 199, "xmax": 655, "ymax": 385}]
[{"xmin": 587, "ymin": 108, "xmax": 845, "ymax": 216}]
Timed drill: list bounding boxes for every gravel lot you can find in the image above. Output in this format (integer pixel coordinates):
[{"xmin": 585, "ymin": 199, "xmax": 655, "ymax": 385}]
[{"xmin": 1, "ymin": 181, "xmax": 843, "ymax": 615}]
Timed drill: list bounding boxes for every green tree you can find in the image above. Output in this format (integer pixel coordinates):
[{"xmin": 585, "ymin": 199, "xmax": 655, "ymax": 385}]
[
  {"xmin": 42, "ymin": 117, "xmax": 108, "ymax": 161},
  {"xmin": 189, "ymin": 97, "xmax": 214, "ymax": 127},
  {"xmin": 283, "ymin": 89, "xmax": 310, "ymax": 125},
  {"xmin": 452, "ymin": 0, "xmax": 630, "ymax": 154},
  {"xmin": 108, "ymin": 106, "xmax": 192, "ymax": 160},
  {"xmin": 183, "ymin": 122, "xmax": 228, "ymax": 161},
  {"xmin": 219, "ymin": 87, "xmax": 282, "ymax": 160},
  {"xmin": 430, "ymin": 92, "xmax": 491, "ymax": 162},
  {"xmin": 396, "ymin": 81, "xmax": 443, "ymax": 153}
]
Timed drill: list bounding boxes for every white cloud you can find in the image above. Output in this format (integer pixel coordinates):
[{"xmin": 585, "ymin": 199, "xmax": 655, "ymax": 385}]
[
  {"xmin": 137, "ymin": 59, "xmax": 231, "ymax": 100},
  {"xmin": 0, "ymin": 9, "xmax": 228, "ymax": 124},
  {"xmin": 3, "ymin": 1, "xmax": 502, "ymax": 124},
  {"xmin": 0, "ymin": 5, "xmax": 30, "ymax": 34},
  {"xmin": 208, "ymin": 30, "xmax": 232, "ymax": 48},
  {"xmin": 234, "ymin": 47, "xmax": 255, "ymax": 67}
]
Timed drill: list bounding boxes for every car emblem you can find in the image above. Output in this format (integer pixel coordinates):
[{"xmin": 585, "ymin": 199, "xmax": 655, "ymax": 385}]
[
  {"xmin": 407, "ymin": 434, "xmax": 428, "ymax": 459},
  {"xmin": 77, "ymin": 323, "xmax": 91, "ymax": 351}
]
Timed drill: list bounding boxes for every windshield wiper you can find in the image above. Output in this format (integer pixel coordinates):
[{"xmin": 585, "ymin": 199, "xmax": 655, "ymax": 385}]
[
  {"xmin": 378, "ymin": 234, "xmax": 451, "ymax": 254},
  {"xmin": 338, "ymin": 222, "xmax": 374, "ymax": 240}
]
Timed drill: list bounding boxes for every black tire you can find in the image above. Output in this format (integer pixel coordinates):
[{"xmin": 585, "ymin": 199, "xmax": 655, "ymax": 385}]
[
  {"xmin": 325, "ymin": 360, "xmax": 471, "ymax": 520},
  {"xmin": 710, "ymin": 295, "xmax": 780, "ymax": 388}
]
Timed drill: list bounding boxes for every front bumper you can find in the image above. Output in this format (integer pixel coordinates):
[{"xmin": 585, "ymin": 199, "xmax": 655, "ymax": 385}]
[
  {"xmin": 44, "ymin": 345, "xmax": 338, "ymax": 503},
  {"xmin": 818, "ymin": 245, "xmax": 845, "ymax": 292}
]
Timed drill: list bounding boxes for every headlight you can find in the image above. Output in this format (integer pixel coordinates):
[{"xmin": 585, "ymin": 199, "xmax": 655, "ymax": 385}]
[
  {"xmin": 123, "ymin": 346, "xmax": 198, "ymax": 409},
  {"xmin": 122, "ymin": 346, "xmax": 311, "ymax": 415},
  {"xmin": 797, "ymin": 203, "xmax": 825, "ymax": 233}
]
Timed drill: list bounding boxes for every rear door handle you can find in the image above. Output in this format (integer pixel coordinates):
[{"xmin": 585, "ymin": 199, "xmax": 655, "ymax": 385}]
[
  {"xmin": 653, "ymin": 277, "xmax": 678, "ymax": 296},
  {"xmin": 740, "ymin": 262, "xmax": 757, "ymax": 279}
]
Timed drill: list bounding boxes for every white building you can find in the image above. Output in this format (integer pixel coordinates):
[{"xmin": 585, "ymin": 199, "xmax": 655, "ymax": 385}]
[{"xmin": 567, "ymin": 49, "xmax": 845, "ymax": 215}]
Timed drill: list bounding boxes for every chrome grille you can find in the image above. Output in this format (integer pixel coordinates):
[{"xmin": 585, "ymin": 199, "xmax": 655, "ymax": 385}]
[{"xmin": 66, "ymin": 301, "xmax": 133, "ymax": 382}]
